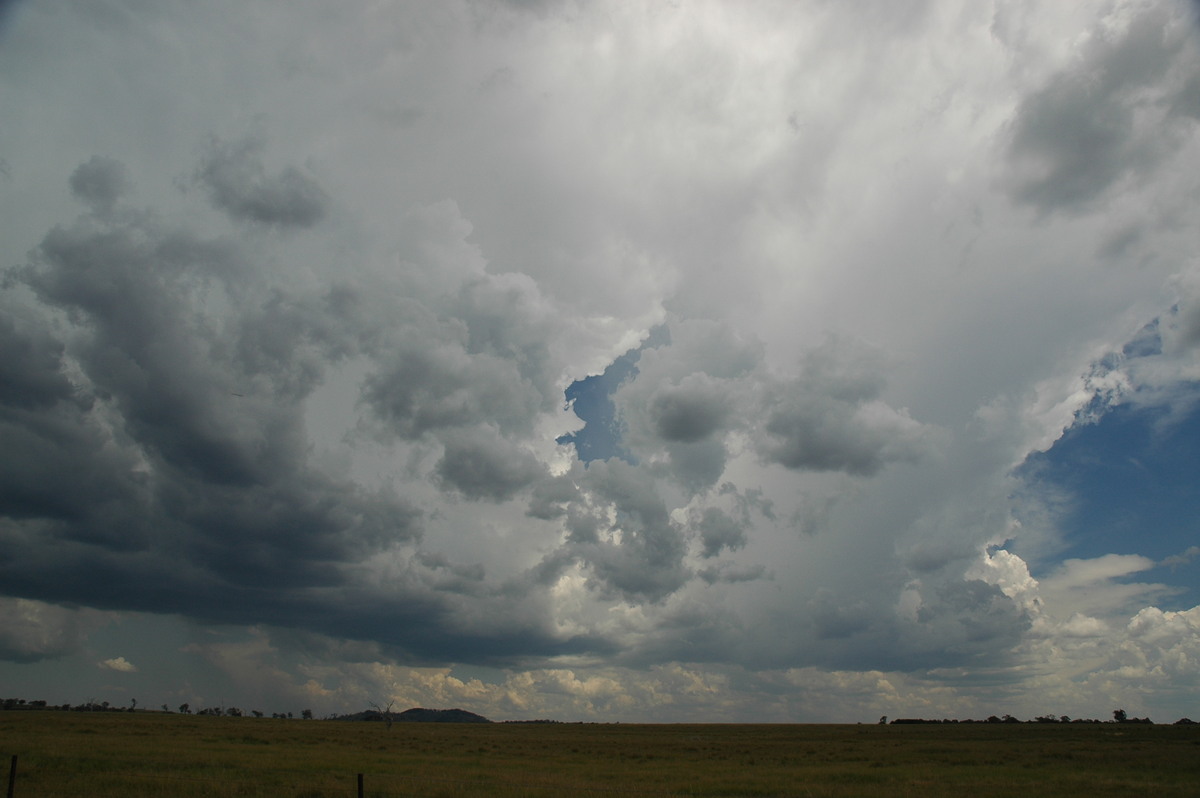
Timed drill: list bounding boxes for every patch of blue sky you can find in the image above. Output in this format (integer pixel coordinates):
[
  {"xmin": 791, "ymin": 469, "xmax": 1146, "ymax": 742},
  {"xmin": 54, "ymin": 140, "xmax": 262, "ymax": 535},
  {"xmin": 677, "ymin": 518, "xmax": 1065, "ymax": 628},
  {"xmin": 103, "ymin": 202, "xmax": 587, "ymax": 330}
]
[
  {"xmin": 1018, "ymin": 396, "xmax": 1200, "ymax": 609},
  {"xmin": 557, "ymin": 326, "xmax": 669, "ymax": 464}
]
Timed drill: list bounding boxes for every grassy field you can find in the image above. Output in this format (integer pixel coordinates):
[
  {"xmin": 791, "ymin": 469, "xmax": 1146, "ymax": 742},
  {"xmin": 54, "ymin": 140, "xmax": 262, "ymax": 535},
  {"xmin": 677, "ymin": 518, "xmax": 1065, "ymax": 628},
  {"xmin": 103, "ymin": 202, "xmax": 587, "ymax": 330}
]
[{"xmin": 2, "ymin": 711, "xmax": 1198, "ymax": 797}]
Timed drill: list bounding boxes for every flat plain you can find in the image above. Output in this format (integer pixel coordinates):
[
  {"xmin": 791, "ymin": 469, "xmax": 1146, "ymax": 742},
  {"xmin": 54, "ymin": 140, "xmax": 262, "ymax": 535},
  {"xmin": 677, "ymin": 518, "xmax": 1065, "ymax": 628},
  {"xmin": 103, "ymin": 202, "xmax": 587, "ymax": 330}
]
[{"xmin": 2, "ymin": 711, "xmax": 1198, "ymax": 797}]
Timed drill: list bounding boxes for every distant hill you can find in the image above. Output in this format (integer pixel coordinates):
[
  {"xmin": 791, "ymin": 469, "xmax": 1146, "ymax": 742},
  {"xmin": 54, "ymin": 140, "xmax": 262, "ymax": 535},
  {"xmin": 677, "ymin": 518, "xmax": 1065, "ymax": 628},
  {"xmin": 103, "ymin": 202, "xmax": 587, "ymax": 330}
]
[
  {"xmin": 396, "ymin": 707, "xmax": 491, "ymax": 723},
  {"xmin": 335, "ymin": 707, "xmax": 491, "ymax": 723}
]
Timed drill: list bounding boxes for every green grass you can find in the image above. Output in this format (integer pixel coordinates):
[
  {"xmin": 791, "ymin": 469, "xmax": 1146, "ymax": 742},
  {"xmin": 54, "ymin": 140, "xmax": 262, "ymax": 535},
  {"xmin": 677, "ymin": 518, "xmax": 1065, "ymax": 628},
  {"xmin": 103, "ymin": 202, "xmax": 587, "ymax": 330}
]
[{"xmin": 1, "ymin": 712, "xmax": 1198, "ymax": 796}]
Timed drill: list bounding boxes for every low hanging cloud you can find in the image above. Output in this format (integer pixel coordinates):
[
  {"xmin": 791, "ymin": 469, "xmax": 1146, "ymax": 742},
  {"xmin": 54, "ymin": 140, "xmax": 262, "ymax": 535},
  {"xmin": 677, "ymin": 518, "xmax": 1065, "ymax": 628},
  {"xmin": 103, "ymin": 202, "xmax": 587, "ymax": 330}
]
[{"xmin": 0, "ymin": 598, "xmax": 108, "ymax": 664}]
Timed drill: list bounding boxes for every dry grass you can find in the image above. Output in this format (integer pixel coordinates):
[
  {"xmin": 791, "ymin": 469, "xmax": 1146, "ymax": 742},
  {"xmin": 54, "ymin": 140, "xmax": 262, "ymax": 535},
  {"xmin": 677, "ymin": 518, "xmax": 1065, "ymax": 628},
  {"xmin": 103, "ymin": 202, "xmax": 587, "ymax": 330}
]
[{"xmin": 2, "ymin": 711, "xmax": 1198, "ymax": 797}]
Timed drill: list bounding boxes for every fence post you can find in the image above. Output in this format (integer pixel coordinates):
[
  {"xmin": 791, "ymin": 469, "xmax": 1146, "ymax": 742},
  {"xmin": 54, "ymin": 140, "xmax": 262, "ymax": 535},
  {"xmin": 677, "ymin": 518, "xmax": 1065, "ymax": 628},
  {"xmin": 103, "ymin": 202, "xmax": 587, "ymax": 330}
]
[
  {"xmin": 6, "ymin": 755, "xmax": 16, "ymax": 798},
  {"xmin": 357, "ymin": 772, "xmax": 363, "ymax": 798}
]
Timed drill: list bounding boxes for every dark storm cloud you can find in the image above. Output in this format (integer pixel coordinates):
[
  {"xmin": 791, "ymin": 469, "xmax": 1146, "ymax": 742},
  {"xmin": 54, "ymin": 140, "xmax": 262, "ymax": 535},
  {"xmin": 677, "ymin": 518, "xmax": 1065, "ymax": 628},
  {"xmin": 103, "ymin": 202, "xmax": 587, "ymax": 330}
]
[
  {"xmin": 687, "ymin": 484, "xmax": 774, "ymax": 563},
  {"xmin": 361, "ymin": 340, "xmax": 544, "ymax": 439},
  {"xmin": 696, "ymin": 562, "xmax": 767, "ymax": 585},
  {"xmin": 194, "ymin": 136, "xmax": 329, "ymax": 229},
  {"xmin": 450, "ymin": 273, "xmax": 557, "ymax": 402},
  {"xmin": 648, "ymin": 377, "xmax": 729, "ymax": 442},
  {"xmin": 525, "ymin": 472, "xmax": 579, "ymax": 520},
  {"xmin": 435, "ymin": 427, "xmax": 546, "ymax": 501},
  {"xmin": 68, "ymin": 156, "xmax": 130, "ymax": 214},
  {"xmin": 0, "ymin": 153, "xmax": 629, "ymax": 668},
  {"xmin": 913, "ymin": 580, "xmax": 1031, "ymax": 653},
  {"xmin": 0, "ymin": 285, "xmax": 157, "ymax": 549},
  {"xmin": 23, "ymin": 217, "xmax": 280, "ymax": 486},
  {"xmin": 0, "ymin": 160, "xmax": 517, "ymax": 658},
  {"xmin": 809, "ymin": 592, "xmax": 873, "ymax": 641},
  {"xmin": 0, "ymin": 310, "xmax": 75, "ymax": 410},
  {"xmin": 358, "ymin": 268, "xmax": 564, "ymax": 455},
  {"xmin": 8, "ymin": 0, "xmax": 1200, "ymax": 721},
  {"xmin": 612, "ymin": 326, "xmax": 929, "ymax": 483},
  {"xmin": 605, "ymin": 321, "xmax": 756, "ymax": 492},
  {"xmin": 1007, "ymin": 3, "xmax": 1200, "ymax": 212},
  {"xmin": 690, "ymin": 506, "xmax": 746, "ymax": 559},
  {"xmin": 231, "ymin": 285, "xmax": 367, "ymax": 399},
  {"xmin": 664, "ymin": 438, "xmax": 727, "ymax": 494},
  {"xmin": 757, "ymin": 336, "xmax": 928, "ymax": 475},
  {"xmin": 547, "ymin": 459, "xmax": 691, "ymax": 603}
]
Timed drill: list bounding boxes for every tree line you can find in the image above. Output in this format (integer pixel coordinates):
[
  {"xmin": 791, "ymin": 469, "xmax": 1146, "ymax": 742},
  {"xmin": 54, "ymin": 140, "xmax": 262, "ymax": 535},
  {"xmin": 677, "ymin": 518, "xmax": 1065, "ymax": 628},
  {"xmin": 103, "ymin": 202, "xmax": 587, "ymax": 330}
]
[
  {"xmin": 882, "ymin": 709, "xmax": 1196, "ymax": 725},
  {"xmin": 2, "ymin": 696, "xmax": 314, "ymax": 720}
]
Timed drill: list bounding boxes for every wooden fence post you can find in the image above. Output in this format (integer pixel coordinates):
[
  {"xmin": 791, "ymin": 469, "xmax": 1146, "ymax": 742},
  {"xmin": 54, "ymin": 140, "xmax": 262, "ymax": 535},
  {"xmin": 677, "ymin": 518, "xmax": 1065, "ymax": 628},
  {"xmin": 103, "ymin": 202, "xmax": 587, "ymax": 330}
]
[
  {"xmin": 6, "ymin": 754, "xmax": 16, "ymax": 798},
  {"xmin": 357, "ymin": 771, "xmax": 363, "ymax": 798}
]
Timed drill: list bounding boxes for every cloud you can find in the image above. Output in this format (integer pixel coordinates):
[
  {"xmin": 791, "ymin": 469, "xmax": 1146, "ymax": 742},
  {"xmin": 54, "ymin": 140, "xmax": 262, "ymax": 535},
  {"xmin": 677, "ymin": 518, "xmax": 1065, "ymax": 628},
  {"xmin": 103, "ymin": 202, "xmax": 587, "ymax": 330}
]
[
  {"xmin": 756, "ymin": 336, "xmax": 932, "ymax": 475},
  {"xmin": 562, "ymin": 459, "xmax": 691, "ymax": 603},
  {"xmin": 690, "ymin": 507, "xmax": 747, "ymax": 559},
  {"xmin": 1005, "ymin": 2, "xmax": 1200, "ymax": 212},
  {"xmin": 68, "ymin": 156, "xmax": 130, "ymax": 214},
  {"xmin": 0, "ymin": 598, "xmax": 109, "ymax": 664},
  {"xmin": 648, "ymin": 376, "xmax": 731, "ymax": 444},
  {"xmin": 1162, "ymin": 546, "xmax": 1200, "ymax": 568},
  {"xmin": 99, "ymin": 656, "xmax": 137, "ymax": 673},
  {"xmin": 0, "ymin": 0, "xmax": 1198, "ymax": 723},
  {"xmin": 193, "ymin": 136, "xmax": 329, "ymax": 229},
  {"xmin": 435, "ymin": 426, "xmax": 546, "ymax": 501}
]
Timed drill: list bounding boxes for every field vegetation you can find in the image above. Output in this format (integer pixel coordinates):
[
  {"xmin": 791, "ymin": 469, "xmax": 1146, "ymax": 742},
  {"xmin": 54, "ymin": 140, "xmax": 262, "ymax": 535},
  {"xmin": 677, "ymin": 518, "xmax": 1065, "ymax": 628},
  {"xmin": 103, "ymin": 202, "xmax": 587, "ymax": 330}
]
[{"xmin": 2, "ymin": 710, "xmax": 1198, "ymax": 797}]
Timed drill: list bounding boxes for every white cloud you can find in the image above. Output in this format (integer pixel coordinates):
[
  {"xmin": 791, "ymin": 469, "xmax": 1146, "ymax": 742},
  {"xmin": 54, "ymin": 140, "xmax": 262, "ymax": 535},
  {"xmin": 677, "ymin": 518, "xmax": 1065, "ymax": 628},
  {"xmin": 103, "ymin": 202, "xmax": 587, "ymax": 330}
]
[{"xmin": 99, "ymin": 656, "xmax": 138, "ymax": 673}]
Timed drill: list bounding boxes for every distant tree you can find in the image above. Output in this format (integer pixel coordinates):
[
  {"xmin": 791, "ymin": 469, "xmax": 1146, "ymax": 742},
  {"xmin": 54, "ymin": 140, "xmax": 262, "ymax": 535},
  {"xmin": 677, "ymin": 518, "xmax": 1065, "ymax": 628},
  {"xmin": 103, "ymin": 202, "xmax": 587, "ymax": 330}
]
[
  {"xmin": 179, "ymin": 703, "xmax": 190, "ymax": 714},
  {"xmin": 130, "ymin": 698, "xmax": 137, "ymax": 712},
  {"xmin": 226, "ymin": 707, "xmax": 242, "ymax": 717},
  {"xmin": 1113, "ymin": 709, "xmax": 1127, "ymax": 723},
  {"xmin": 162, "ymin": 704, "xmax": 170, "ymax": 713},
  {"xmin": 302, "ymin": 709, "xmax": 313, "ymax": 720},
  {"xmin": 252, "ymin": 710, "xmax": 263, "ymax": 718},
  {"xmin": 372, "ymin": 700, "xmax": 396, "ymax": 730}
]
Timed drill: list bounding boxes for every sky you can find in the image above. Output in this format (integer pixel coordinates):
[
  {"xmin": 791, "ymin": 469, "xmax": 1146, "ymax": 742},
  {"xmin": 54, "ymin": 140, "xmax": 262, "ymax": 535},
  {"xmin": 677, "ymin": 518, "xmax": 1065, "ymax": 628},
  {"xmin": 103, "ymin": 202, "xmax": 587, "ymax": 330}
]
[{"xmin": 1, "ymin": 0, "xmax": 1199, "ymax": 723}]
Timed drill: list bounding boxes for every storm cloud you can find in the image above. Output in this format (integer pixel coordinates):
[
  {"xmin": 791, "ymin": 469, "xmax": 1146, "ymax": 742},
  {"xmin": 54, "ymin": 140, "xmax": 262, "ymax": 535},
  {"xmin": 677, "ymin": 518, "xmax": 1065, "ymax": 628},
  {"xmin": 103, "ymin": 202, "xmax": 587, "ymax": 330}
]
[
  {"xmin": 1, "ymin": 0, "xmax": 1199, "ymax": 723},
  {"xmin": 194, "ymin": 136, "xmax": 329, "ymax": 229}
]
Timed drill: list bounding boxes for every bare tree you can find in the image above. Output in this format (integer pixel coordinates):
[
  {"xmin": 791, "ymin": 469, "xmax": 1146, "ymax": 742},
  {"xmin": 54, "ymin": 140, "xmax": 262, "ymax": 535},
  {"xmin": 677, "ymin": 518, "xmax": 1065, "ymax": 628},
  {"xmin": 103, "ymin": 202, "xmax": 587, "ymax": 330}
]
[{"xmin": 371, "ymin": 700, "xmax": 396, "ymax": 730}]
